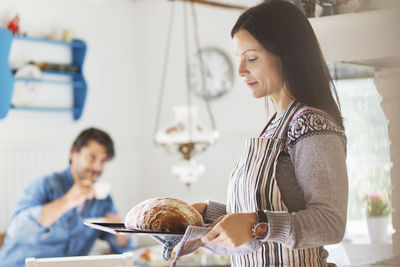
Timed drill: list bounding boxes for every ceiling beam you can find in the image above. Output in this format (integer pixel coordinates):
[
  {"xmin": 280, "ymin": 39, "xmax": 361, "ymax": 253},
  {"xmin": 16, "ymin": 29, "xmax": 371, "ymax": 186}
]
[{"xmin": 168, "ymin": 0, "xmax": 246, "ymax": 10}]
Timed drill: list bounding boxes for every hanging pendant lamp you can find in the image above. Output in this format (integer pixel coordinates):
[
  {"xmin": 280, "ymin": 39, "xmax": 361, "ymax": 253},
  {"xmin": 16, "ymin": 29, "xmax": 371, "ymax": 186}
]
[{"xmin": 153, "ymin": 1, "xmax": 219, "ymax": 187}]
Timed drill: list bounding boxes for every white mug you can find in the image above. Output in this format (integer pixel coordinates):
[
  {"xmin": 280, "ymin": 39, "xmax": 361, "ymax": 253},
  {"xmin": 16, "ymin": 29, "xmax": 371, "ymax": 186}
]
[{"xmin": 93, "ymin": 182, "xmax": 111, "ymax": 200}]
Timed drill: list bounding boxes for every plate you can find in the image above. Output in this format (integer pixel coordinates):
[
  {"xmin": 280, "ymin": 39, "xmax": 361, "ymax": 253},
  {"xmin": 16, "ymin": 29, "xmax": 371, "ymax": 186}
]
[
  {"xmin": 12, "ymin": 64, "xmax": 42, "ymax": 106},
  {"xmin": 84, "ymin": 221, "xmax": 185, "ymax": 236},
  {"xmin": 132, "ymin": 245, "xmax": 231, "ymax": 266}
]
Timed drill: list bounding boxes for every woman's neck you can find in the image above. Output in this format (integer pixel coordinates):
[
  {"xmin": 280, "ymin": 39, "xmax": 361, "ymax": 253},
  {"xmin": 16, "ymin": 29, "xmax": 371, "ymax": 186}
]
[{"xmin": 270, "ymin": 94, "xmax": 294, "ymax": 113}]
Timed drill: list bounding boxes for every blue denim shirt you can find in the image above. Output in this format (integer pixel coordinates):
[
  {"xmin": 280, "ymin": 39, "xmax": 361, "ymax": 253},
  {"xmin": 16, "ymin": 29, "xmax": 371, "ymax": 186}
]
[{"xmin": 0, "ymin": 168, "xmax": 136, "ymax": 267}]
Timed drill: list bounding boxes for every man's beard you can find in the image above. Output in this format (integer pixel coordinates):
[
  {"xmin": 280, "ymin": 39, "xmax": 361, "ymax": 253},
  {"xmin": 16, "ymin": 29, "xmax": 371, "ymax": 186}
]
[{"xmin": 76, "ymin": 167, "xmax": 101, "ymax": 181}]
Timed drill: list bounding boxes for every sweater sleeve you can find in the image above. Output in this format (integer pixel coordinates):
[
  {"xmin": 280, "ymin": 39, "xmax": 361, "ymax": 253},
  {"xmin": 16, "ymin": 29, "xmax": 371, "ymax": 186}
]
[
  {"xmin": 263, "ymin": 111, "xmax": 348, "ymax": 249},
  {"xmin": 203, "ymin": 200, "xmax": 227, "ymax": 224}
]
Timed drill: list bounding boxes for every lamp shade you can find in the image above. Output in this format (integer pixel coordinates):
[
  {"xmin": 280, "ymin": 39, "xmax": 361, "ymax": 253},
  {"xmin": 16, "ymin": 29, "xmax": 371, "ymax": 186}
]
[{"xmin": 155, "ymin": 105, "xmax": 218, "ymax": 146}]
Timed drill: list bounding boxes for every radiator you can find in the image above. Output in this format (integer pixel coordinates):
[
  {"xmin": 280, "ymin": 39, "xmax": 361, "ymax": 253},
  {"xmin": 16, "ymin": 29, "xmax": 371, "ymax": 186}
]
[{"xmin": 0, "ymin": 143, "xmax": 68, "ymax": 232}]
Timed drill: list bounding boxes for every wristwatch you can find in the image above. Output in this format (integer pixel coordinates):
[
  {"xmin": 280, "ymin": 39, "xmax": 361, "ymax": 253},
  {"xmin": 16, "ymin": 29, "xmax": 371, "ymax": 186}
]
[{"xmin": 252, "ymin": 210, "xmax": 269, "ymax": 239}]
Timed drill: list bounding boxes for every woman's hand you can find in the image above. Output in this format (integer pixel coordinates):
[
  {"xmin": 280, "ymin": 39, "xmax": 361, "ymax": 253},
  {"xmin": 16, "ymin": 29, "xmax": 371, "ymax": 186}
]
[
  {"xmin": 191, "ymin": 202, "xmax": 207, "ymax": 218},
  {"xmin": 201, "ymin": 212, "xmax": 257, "ymax": 248}
]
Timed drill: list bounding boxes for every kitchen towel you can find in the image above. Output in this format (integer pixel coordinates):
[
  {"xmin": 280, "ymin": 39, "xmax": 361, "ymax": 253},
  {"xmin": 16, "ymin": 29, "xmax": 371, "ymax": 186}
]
[{"xmin": 154, "ymin": 225, "xmax": 262, "ymax": 267}]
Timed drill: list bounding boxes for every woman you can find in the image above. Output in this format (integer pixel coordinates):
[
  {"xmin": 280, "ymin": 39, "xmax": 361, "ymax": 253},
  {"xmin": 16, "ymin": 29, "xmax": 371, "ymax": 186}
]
[{"xmin": 192, "ymin": 0, "xmax": 348, "ymax": 266}]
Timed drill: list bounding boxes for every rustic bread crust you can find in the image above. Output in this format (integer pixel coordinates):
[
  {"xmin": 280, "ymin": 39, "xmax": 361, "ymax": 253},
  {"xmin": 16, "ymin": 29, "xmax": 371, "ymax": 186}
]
[{"xmin": 124, "ymin": 198, "xmax": 204, "ymax": 232}]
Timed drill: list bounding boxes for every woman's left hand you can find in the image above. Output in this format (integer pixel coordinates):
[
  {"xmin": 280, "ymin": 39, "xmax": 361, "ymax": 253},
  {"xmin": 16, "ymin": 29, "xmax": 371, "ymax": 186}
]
[{"xmin": 201, "ymin": 212, "xmax": 257, "ymax": 248}]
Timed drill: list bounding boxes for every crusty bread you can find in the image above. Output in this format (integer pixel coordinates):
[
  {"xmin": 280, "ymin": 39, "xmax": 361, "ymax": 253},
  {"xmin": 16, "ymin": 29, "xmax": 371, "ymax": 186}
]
[{"xmin": 124, "ymin": 198, "xmax": 203, "ymax": 232}]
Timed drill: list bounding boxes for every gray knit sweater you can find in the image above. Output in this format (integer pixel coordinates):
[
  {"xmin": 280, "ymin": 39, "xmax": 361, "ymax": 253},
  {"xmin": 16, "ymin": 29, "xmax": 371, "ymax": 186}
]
[{"xmin": 204, "ymin": 106, "xmax": 348, "ymax": 250}]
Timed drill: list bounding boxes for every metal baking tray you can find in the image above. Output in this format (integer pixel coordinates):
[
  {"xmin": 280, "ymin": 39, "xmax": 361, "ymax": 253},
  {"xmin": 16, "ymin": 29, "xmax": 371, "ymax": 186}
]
[{"xmin": 84, "ymin": 221, "xmax": 185, "ymax": 236}]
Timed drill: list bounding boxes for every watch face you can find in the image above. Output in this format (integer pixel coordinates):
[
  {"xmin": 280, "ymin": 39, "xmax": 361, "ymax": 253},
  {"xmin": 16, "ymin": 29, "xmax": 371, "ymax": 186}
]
[
  {"xmin": 253, "ymin": 222, "xmax": 268, "ymax": 239},
  {"xmin": 188, "ymin": 48, "xmax": 234, "ymax": 100}
]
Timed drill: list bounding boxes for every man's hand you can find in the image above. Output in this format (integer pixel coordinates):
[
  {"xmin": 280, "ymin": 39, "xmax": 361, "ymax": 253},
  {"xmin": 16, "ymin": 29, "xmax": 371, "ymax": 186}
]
[
  {"xmin": 40, "ymin": 180, "xmax": 94, "ymax": 227},
  {"xmin": 201, "ymin": 212, "xmax": 257, "ymax": 248},
  {"xmin": 105, "ymin": 213, "xmax": 123, "ymax": 223},
  {"xmin": 105, "ymin": 213, "xmax": 131, "ymax": 247},
  {"xmin": 63, "ymin": 179, "xmax": 95, "ymax": 210}
]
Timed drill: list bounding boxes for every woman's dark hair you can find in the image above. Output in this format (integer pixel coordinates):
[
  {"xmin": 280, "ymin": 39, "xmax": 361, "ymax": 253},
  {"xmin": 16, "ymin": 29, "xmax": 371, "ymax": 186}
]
[
  {"xmin": 70, "ymin": 127, "xmax": 115, "ymax": 161},
  {"xmin": 231, "ymin": 0, "xmax": 344, "ymax": 128}
]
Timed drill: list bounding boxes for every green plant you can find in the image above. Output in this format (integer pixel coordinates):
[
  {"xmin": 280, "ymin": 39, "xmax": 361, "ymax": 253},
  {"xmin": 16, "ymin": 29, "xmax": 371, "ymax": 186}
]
[{"xmin": 363, "ymin": 192, "xmax": 392, "ymax": 217}]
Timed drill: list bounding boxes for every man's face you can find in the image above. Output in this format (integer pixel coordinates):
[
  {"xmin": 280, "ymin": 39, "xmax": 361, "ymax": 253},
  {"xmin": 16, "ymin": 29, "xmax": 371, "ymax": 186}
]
[{"xmin": 70, "ymin": 140, "xmax": 109, "ymax": 183}]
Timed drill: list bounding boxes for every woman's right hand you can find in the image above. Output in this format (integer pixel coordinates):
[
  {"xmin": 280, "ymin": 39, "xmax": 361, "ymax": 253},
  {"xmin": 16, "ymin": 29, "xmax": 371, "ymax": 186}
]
[{"xmin": 191, "ymin": 202, "xmax": 207, "ymax": 218}]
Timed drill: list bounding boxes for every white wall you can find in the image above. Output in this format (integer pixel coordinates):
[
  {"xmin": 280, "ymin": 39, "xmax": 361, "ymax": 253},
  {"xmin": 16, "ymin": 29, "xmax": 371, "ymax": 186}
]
[
  {"xmin": 375, "ymin": 69, "xmax": 400, "ymax": 256},
  {"xmin": 0, "ymin": 0, "xmax": 143, "ymax": 230},
  {"xmin": 130, "ymin": 0, "xmax": 266, "ymax": 204},
  {"xmin": 1, "ymin": 2, "xmax": 399, "ymax": 251},
  {"xmin": 0, "ymin": 0, "xmax": 266, "ymax": 231}
]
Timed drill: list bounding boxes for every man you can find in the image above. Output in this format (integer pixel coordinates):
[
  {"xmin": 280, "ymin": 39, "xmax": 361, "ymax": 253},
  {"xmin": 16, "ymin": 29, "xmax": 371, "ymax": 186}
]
[{"xmin": 0, "ymin": 128, "xmax": 135, "ymax": 267}]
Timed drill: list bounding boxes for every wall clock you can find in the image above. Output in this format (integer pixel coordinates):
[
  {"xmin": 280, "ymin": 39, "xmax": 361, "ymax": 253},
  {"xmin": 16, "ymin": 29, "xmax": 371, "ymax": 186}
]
[{"xmin": 188, "ymin": 47, "xmax": 234, "ymax": 100}]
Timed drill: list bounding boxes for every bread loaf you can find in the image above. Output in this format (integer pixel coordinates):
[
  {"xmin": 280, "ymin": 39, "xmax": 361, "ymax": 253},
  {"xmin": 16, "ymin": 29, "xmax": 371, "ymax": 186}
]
[{"xmin": 124, "ymin": 198, "xmax": 203, "ymax": 232}]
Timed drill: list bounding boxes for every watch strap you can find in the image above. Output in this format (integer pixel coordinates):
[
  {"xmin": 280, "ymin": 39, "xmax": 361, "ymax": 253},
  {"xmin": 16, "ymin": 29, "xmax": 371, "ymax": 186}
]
[
  {"xmin": 256, "ymin": 210, "xmax": 268, "ymax": 223},
  {"xmin": 252, "ymin": 210, "xmax": 269, "ymax": 240}
]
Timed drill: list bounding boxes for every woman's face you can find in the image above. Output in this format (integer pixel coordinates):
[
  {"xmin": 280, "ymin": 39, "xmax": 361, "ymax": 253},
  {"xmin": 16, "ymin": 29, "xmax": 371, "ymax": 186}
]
[{"xmin": 233, "ymin": 29, "xmax": 284, "ymax": 99}]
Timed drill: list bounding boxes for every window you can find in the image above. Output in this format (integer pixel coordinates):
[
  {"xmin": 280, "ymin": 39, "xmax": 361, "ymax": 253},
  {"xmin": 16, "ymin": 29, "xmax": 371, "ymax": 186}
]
[{"xmin": 334, "ymin": 77, "xmax": 392, "ymax": 222}]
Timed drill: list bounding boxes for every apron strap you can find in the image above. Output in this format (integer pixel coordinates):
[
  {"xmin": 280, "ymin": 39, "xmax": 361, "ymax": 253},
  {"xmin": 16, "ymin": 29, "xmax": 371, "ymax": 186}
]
[
  {"xmin": 258, "ymin": 112, "xmax": 277, "ymax": 137},
  {"xmin": 270, "ymin": 100, "xmax": 302, "ymax": 140}
]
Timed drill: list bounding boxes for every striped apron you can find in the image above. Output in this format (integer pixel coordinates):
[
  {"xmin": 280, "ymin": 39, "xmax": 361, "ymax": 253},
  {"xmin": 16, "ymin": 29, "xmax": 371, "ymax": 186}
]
[{"xmin": 227, "ymin": 101, "xmax": 329, "ymax": 267}]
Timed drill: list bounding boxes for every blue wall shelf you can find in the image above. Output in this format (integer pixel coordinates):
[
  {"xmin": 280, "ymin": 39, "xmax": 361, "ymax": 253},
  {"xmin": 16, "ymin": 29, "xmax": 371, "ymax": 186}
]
[
  {"xmin": 0, "ymin": 28, "xmax": 87, "ymax": 120},
  {"xmin": 0, "ymin": 28, "xmax": 14, "ymax": 119}
]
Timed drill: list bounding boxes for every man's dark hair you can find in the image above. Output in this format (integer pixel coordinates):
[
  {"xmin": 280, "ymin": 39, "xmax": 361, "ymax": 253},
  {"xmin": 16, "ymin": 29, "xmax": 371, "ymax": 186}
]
[{"xmin": 71, "ymin": 127, "xmax": 115, "ymax": 160}]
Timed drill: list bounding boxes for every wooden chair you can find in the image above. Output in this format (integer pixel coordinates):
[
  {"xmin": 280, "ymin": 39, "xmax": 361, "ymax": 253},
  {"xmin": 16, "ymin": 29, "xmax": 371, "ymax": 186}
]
[
  {"xmin": 0, "ymin": 232, "xmax": 5, "ymax": 248},
  {"xmin": 25, "ymin": 252, "xmax": 133, "ymax": 267}
]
